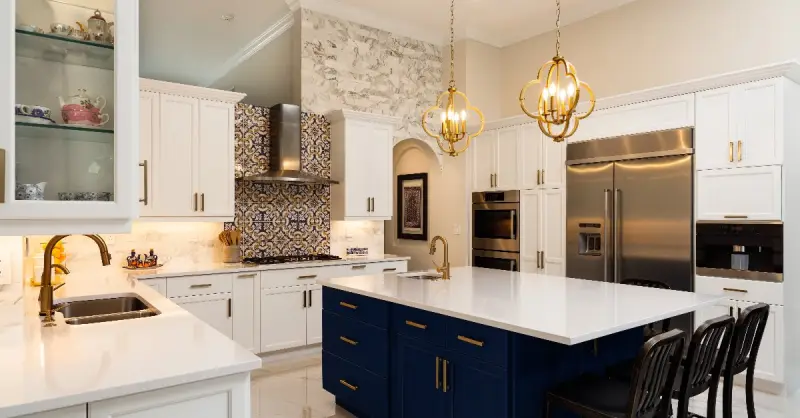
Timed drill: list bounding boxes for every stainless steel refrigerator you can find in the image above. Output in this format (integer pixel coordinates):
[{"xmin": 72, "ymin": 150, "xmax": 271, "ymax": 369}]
[{"xmin": 566, "ymin": 128, "xmax": 694, "ymax": 321}]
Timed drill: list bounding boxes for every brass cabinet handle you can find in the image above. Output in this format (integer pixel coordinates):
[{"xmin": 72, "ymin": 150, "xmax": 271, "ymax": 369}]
[
  {"xmin": 339, "ymin": 336, "xmax": 358, "ymax": 346},
  {"xmin": 339, "ymin": 301, "xmax": 357, "ymax": 309},
  {"xmin": 228, "ymin": 298, "xmax": 232, "ymax": 318},
  {"xmin": 237, "ymin": 273, "xmax": 257, "ymax": 278},
  {"xmin": 738, "ymin": 140, "xmax": 743, "ymax": 162},
  {"xmin": 201, "ymin": 193, "xmax": 205, "ymax": 211},
  {"xmin": 351, "ymin": 265, "xmax": 367, "ymax": 270},
  {"xmin": 367, "ymin": 197, "xmax": 371, "ymax": 212},
  {"xmin": 457, "ymin": 335, "xmax": 485, "ymax": 347},
  {"xmin": 541, "ymin": 169, "xmax": 545, "ymax": 184},
  {"xmin": 729, "ymin": 142, "xmax": 734, "ymax": 162},
  {"xmin": 189, "ymin": 284, "xmax": 212, "ymax": 289},
  {"xmin": 371, "ymin": 197, "xmax": 375, "ymax": 213},
  {"xmin": 442, "ymin": 359, "xmax": 448, "ymax": 392},
  {"xmin": 297, "ymin": 274, "xmax": 318, "ymax": 280},
  {"xmin": 405, "ymin": 320, "xmax": 428, "ymax": 330},
  {"xmin": 383, "ymin": 268, "xmax": 397, "ymax": 272},
  {"xmin": 536, "ymin": 169, "xmax": 541, "ymax": 185},
  {"xmin": 308, "ymin": 290, "xmax": 313, "ymax": 307},
  {"xmin": 139, "ymin": 160, "xmax": 148, "ymax": 205},
  {"xmin": 303, "ymin": 290, "xmax": 307, "ymax": 308},
  {"xmin": 723, "ymin": 287, "xmax": 749, "ymax": 293},
  {"xmin": 339, "ymin": 379, "xmax": 358, "ymax": 391},
  {"xmin": 435, "ymin": 356, "xmax": 440, "ymax": 389},
  {"xmin": 724, "ymin": 215, "xmax": 749, "ymax": 219}
]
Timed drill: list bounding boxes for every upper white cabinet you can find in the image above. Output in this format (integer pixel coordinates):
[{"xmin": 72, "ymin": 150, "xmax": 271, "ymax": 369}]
[
  {"xmin": 495, "ymin": 127, "xmax": 521, "ymax": 190},
  {"xmin": 0, "ymin": 1, "xmax": 139, "ymax": 234},
  {"xmin": 696, "ymin": 78, "xmax": 784, "ymax": 170},
  {"xmin": 696, "ymin": 165, "xmax": 782, "ymax": 221},
  {"xmin": 568, "ymin": 94, "xmax": 695, "ymax": 143},
  {"xmin": 519, "ymin": 124, "xmax": 565, "ymax": 190},
  {"xmin": 471, "ymin": 130, "xmax": 497, "ymax": 191},
  {"xmin": 139, "ymin": 79, "xmax": 244, "ymax": 221},
  {"xmin": 328, "ymin": 110, "xmax": 400, "ymax": 221}
]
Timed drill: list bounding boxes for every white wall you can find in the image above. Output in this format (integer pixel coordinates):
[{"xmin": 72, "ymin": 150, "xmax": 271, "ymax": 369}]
[{"xmin": 500, "ymin": 0, "xmax": 800, "ymax": 117}]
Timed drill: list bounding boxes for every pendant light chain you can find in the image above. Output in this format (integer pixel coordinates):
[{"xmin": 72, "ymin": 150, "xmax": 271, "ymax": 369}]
[
  {"xmin": 449, "ymin": 0, "xmax": 456, "ymax": 88},
  {"xmin": 555, "ymin": 0, "xmax": 561, "ymax": 57}
]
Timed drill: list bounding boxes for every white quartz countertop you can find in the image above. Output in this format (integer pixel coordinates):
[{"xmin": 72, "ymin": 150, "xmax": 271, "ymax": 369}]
[
  {"xmin": 319, "ymin": 267, "xmax": 723, "ymax": 346},
  {"xmin": 0, "ymin": 270, "xmax": 262, "ymax": 417}
]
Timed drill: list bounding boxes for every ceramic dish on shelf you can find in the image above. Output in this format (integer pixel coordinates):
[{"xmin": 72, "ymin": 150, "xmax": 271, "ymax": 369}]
[
  {"xmin": 49, "ymin": 23, "xmax": 74, "ymax": 36},
  {"xmin": 15, "ymin": 115, "xmax": 56, "ymax": 125},
  {"xmin": 16, "ymin": 104, "xmax": 52, "ymax": 119},
  {"xmin": 17, "ymin": 24, "xmax": 44, "ymax": 34},
  {"xmin": 59, "ymin": 192, "xmax": 113, "ymax": 201}
]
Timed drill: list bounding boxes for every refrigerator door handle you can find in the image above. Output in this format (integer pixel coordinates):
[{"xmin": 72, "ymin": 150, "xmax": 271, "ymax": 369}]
[
  {"xmin": 614, "ymin": 188, "xmax": 621, "ymax": 283},
  {"xmin": 603, "ymin": 189, "xmax": 611, "ymax": 282}
]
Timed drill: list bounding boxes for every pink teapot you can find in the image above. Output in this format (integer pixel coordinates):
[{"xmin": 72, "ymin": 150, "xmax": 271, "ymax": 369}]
[{"xmin": 59, "ymin": 89, "xmax": 109, "ymax": 126}]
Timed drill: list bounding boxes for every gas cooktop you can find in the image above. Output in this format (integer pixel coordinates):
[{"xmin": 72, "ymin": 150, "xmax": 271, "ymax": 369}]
[{"xmin": 242, "ymin": 254, "xmax": 342, "ymax": 265}]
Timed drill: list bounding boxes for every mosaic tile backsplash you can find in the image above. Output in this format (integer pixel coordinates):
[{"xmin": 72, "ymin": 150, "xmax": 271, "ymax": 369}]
[{"xmin": 234, "ymin": 104, "xmax": 332, "ymax": 257}]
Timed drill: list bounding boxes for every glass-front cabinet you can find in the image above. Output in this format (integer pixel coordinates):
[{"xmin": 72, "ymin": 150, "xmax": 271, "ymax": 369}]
[{"xmin": 0, "ymin": 0, "xmax": 138, "ymax": 234}]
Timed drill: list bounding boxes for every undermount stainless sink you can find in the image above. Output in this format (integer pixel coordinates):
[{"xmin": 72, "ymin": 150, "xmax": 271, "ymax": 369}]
[
  {"xmin": 398, "ymin": 272, "xmax": 444, "ymax": 281},
  {"xmin": 53, "ymin": 294, "xmax": 160, "ymax": 325}
]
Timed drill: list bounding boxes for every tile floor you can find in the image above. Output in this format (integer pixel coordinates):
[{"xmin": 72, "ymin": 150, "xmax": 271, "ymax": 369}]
[{"xmin": 250, "ymin": 353, "xmax": 787, "ymax": 418}]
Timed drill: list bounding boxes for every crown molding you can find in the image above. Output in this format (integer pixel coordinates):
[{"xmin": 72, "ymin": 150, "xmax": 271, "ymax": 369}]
[
  {"xmin": 204, "ymin": 12, "xmax": 295, "ymax": 87},
  {"xmin": 141, "ymin": 78, "xmax": 247, "ymax": 103},
  {"xmin": 326, "ymin": 109, "xmax": 402, "ymax": 126},
  {"xmin": 285, "ymin": 0, "xmax": 300, "ymax": 12}
]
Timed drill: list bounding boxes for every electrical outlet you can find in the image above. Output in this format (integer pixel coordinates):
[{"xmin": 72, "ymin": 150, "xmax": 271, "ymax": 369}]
[{"xmin": 453, "ymin": 224, "xmax": 462, "ymax": 235}]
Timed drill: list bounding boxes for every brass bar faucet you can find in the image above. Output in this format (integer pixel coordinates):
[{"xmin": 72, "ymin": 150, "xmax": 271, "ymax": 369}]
[
  {"xmin": 40, "ymin": 235, "xmax": 112, "ymax": 326},
  {"xmin": 429, "ymin": 235, "xmax": 451, "ymax": 281}
]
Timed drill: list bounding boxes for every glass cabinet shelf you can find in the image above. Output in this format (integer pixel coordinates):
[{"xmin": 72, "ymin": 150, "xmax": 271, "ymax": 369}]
[
  {"xmin": 16, "ymin": 122, "xmax": 114, "ymax": 143},
  {"xmin": 15, "ymin": 29, "xmax": 114, "ymax": 70}
]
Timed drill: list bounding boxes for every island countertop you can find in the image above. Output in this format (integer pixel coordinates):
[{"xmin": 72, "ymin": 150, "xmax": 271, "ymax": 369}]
[{"xmin": 318, "ymin": 267, "xmax": 723, "ymax": 345}]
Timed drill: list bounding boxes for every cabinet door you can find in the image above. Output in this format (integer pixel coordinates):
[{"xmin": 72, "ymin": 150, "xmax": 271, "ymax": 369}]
[
  {"xmin": 695, "ymin": 86, "xmax": 737, "ymax": 170},
  {"xmin": 541, "ymin": 136, "xmax": 566, "ymax": 189},
  {"xmin": 306, "ymin": 285, "xmax": 322, "ymax": 345},
  {"xmin": 196, "ymin": 101, "xmax": 235, "ymax": 217},
  {"xmin": 451, "ymin": 355, "xmax": 508, "ymax": 418},
  {"xmin": 367, "ymin": 123, "xmax": 394, "ymax": 218},
  {"xmin": 232, "ymin": 272, "xmax": 258, "ymax": 352},
  {"xmin": 156, "ymin": 95, "xmax": 197, "ymax": 216},
  {"xmin": 520, "ymin": 190, "xmax": 541, "ymax": 272},
  {"xmin": 519, "ymin": 124, "xmax": 542, "ymax": 190},
  {"xmin": 139, "ymin": 91, "xmax": 159, "ymax": 217},
  {"xmin": 344, "ymin": 120, "xmax": 373, "ymax": 218},
  {"xmin": 541, "ymin": 189, "xmax": 566, "ymax": 277},
  {"xmin": 472, "ymin": 131, "xmax": 497, "ymax": 191},
  {"xmin": 171, "ymin": 294, "xmax": 232, "ymax": 339},
  {"xmin": 495, "ymin": 127, "xmax": 520, "ymax": 190},
  {"xmin": 142, "ymin": 278, "xmax": 166, "ymax": 297},
  {"xmin": 738, "ymin": 302, "xmax": 784, "ymax": 383},
  {"xmin": 738, "ymin": 79, "xmax": 783, "ymax": 167},
  {"xmin": 260, "ymin": 285, "xmax": 308, "ymax": 352},
  {"xmin": 20, "ymin": 405, "xmax": 86, "ymax": 418},
  {"xmin": 694, "ymin": 298, "xmax": 737, "ymax": 330},
  {"xmin": 696, "ymin": 166, "xmax": 782, "ymax": 221},
  {"xmin": 394, "ymin": 336, "xmax": 451, "ymax": 418}
]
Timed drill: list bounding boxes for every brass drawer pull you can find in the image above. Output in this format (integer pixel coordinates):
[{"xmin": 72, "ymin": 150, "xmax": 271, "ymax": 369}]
[
  {"xmin": 724, "ymin": 215, "xmax": 749, "ymax": 219},
  {"xmin": 201, "ymin": 193, "xmax": 205, "ymax": 211},
  {"xmin": 723, "ymin": 287, "xmax": 748, "ymax": 293},
  {"xmin": 297, "ymin": 274, "xmax": 318, "ymax": 280},
  {"xmin": 351, "ymin": 265, "xmax": 367, "ymax": 270},
  {"xmin": 383, "ymin": 268, "xmax": 397, "ymax": 272},
  {"xmin": 738, "ymin": 140, "xmax": 743, "ymax": 162},
  {"xmin": 442, "ymin": 359, "xmax": 448, "ymax": 392},
  {"xmin": 339, "ymin": 302, "xmax": 358, "ymax": 309},
  {"xmin": 339, "ymin": 379, "xmax": 358, "ymax": 391},
  {"xmin": 339, "ymin": 336, "xmax": 358, "ymax": 346},
  {"xmin": 405, "ymin": 320, "xmax": 428, "ymax": 330},
  {"xmin": 728, "ymin": 141, "xmax": 734, "ymax": 162},
  {"xmin": 189, "ymin": 284, "xmax": 212, "ymax": 289},
  {"xmin": 457, "ymin": 335, "xmax": 485, "ymax": 347},
  {"xmin": 435, "ymin": 356, "xmax": 440, "ymax": 389}
]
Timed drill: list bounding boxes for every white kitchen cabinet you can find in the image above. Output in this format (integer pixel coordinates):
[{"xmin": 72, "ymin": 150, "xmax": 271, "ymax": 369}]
[
  {"xmin": 696, "ymin": 165, "xmax": 782, "ymax": 221},
  {"xmin": 232, "ymin": 272, "xmax": 258, "ymax": 352},
  {"xmin": 472, "ymin": 130, "xmax": 497, "ymax": 191},
  {"xmin": 695, "ymin": 78, "xmax": 783, "ymax": 170},
  {"xmin": 520, "ymin": 189, "xmax": 565, "ymax": 276},
  {"xmin": 171, "ymin": 293, "xmax": 233, "ymax": 339},
  {"xmin": 0, "ymin": 1, "xmax": 139, "ymax": 235},
  {"xmin": 519, "ymin": 124, "xmax": 565, "ymax": 190},
  {"xmin": 694, "ymin": 298, "xmax": 738, "ymax": 327},
  {"xmin": 328, "ymin": 110, "xmax": 401, "ymax": 221},
  {"xmin": 306, "ymin": 284, "xmax": 323, "ymax": 345},
  {"xmin": 495, "ymin": 127, "xmax": 520, "ymax": 190},
  {"xmin": 88, "ymin": 373, "xmax": 249, "ymax": 418},
  {"xmin": 139, "ymin": 79, "xmax": 244, "ymax": 221},
  {"xmin": 20, "ymin": 405, "xmax": 86, "ymax": 418},
  {"xmin": 142, "ymin": 278, "xmax": 166, "ymax": 297},
  {"xmin": 260, "ymin": 285, "xmax": 307, "ymax": 352}
]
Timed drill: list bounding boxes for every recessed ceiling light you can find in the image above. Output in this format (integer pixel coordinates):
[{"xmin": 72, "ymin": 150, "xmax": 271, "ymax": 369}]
[{"xmin": 221, "ymin": 14, "xmax": 235, "ymax": 22}]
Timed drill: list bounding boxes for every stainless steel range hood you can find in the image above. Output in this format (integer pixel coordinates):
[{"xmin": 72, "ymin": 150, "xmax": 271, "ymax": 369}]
[{"xmin": 242, "ymin": 104, "xmax": 338, "ymax": 184}]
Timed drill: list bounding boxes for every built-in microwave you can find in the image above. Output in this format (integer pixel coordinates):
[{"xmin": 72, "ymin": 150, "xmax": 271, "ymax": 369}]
[
  {"xmin": 696, "ymin": 221, "xmax": 783, "ymax": 282},
  {"xmin": 472, "ymin": 190, "xmax": 520, "ymax": 253}
]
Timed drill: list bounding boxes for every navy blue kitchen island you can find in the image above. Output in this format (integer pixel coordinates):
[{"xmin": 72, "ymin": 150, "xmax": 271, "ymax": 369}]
[{"xmin": 318, "ymin": 267, "xmax": 720, "ymax": 418}]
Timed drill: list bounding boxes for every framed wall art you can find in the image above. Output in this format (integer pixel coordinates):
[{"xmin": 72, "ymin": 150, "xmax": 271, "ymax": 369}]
[{"xmin": 396, "ymin": 173, "xmax": 428, "ymax": 241}]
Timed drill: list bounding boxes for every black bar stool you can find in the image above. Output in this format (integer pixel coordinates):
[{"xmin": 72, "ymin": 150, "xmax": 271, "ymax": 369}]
[
  {"xmin": 722, "ymin": 303, "xmax": 770, "ymax": 418},
  {"xmin": 673, "ymin": 315, "xmax": 735, "ymax": 418},
  {"xmin": 544, "ymin": 329, "xmax": 685, "ymax": 418},
  {"xmin": 621, "ymin": 279, "xmax": 672, "ymax": 339}
]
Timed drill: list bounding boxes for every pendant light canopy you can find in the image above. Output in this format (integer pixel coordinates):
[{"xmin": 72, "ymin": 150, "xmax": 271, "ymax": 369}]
[
  {"xmin": 519, "ymin": 0, "xmax": 595, "ymax": 142},
  {"xmin": 422, "ymin": 0, "xmax": 485, "ymax": 157}
]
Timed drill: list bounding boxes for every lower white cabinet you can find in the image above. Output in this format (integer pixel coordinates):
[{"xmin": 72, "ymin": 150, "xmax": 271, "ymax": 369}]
[
  {"xmin": 260, "ymin": 285, "xmax": 308, "ymax": 352},
  {"xmin": 171, "ymin": 293, "xmax": 233, "ymax": 339},
  {"xmin": 88, "ymin": 373, "xmax": 249, "ymax": 418},
  {"xmin": 232, "ymin": 272, "xmax": 259, "ymax": 352},
  {"xmin": 520, "ymin": 189, "xmax": 566, "ymax": 276},
  {"xmin": 306, "ymin": 284, "xmax": 323, "ymax": 345},
  {"xmin": 20, "ymin": 405, "xmax": 86, "ymax": 418},
  {"xmin": 696, "ymin": 165, "xmax": 782, "ymax": 221},
  {"xmin": 142, "ymin": 278, "xmax": 166, "ymax": 297}
]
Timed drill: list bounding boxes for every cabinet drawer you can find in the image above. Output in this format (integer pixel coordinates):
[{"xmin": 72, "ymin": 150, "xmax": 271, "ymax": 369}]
[
  {"xmin": 323, "ymin": 311, "xmax": 389, "ymax": 377},
  {"xmin": 323, "ymin": 351, "xmax": 388, "ymax": 418},
  {"xmin": 696, "ymin": 275, "xmax": 783, "ymax": 305},
  {"xmin": 446, "ymin": 317, "xmax": 509, "ymax": 367},
  {"xmin": 391, "ymin": 304, "xmax": 447, "ymax": 347},
  {"xmin": 374, "ymin": 261, "xmax": 407, "ymax": 274},
  {"xmin": 167, "ymin": 273, "xmax": 232, "ymax": 297},
  {"xmin": 323, "ymin": 287, "xmax": 389, "ymax": 329},
  {"xmin": 261, "ymin": 266, "xmax": 335, "ymax": 289}
]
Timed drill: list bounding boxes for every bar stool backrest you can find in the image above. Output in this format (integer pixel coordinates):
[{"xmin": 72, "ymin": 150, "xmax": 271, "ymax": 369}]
[
  {"xmin": 626, "ymin": 329, "xmax": 685, "ymax": 418},
  {"xmin": 726, "ymin": 303, "xmax": 770, "ymax": 376},
  {"xmin": 682, "ymin": 315, "xmax": 735, "ymax": 396}
]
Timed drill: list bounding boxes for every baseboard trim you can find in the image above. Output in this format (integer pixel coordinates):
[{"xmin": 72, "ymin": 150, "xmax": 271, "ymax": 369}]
[{"xmin": 257, "ymin": 344, "xmax": 321, "ymax": 364}]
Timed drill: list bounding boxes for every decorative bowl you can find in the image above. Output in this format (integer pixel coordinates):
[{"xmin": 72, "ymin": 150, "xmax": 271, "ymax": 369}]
[
  {"xmin": 17, "ymin": 24, "xmax": 44, "ymax": 33},
  {"xmin": 65, "ymin": 192, "xmax": 113, "ymax": 201},
  {"xmin": 16, "ymin": 182, "xmax": 46, "ymax": 201},
  {"xmin": 50, "ymin": 23, "xmax": 74, "ymax": 36}
]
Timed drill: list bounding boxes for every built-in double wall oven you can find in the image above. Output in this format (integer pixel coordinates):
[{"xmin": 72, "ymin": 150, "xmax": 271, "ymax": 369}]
[{"xmin": 472, "ymin": 190, "xmax": 520, "ymax": 271}]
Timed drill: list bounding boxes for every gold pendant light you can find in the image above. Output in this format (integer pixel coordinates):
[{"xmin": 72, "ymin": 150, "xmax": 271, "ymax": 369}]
[
  {"xmin": 519, "ymin": 0, "xmax": 595, "ymax": 142},
  {"xmin": 422, "ymin": 0, "xmax": 485, "ymax": 157}
]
